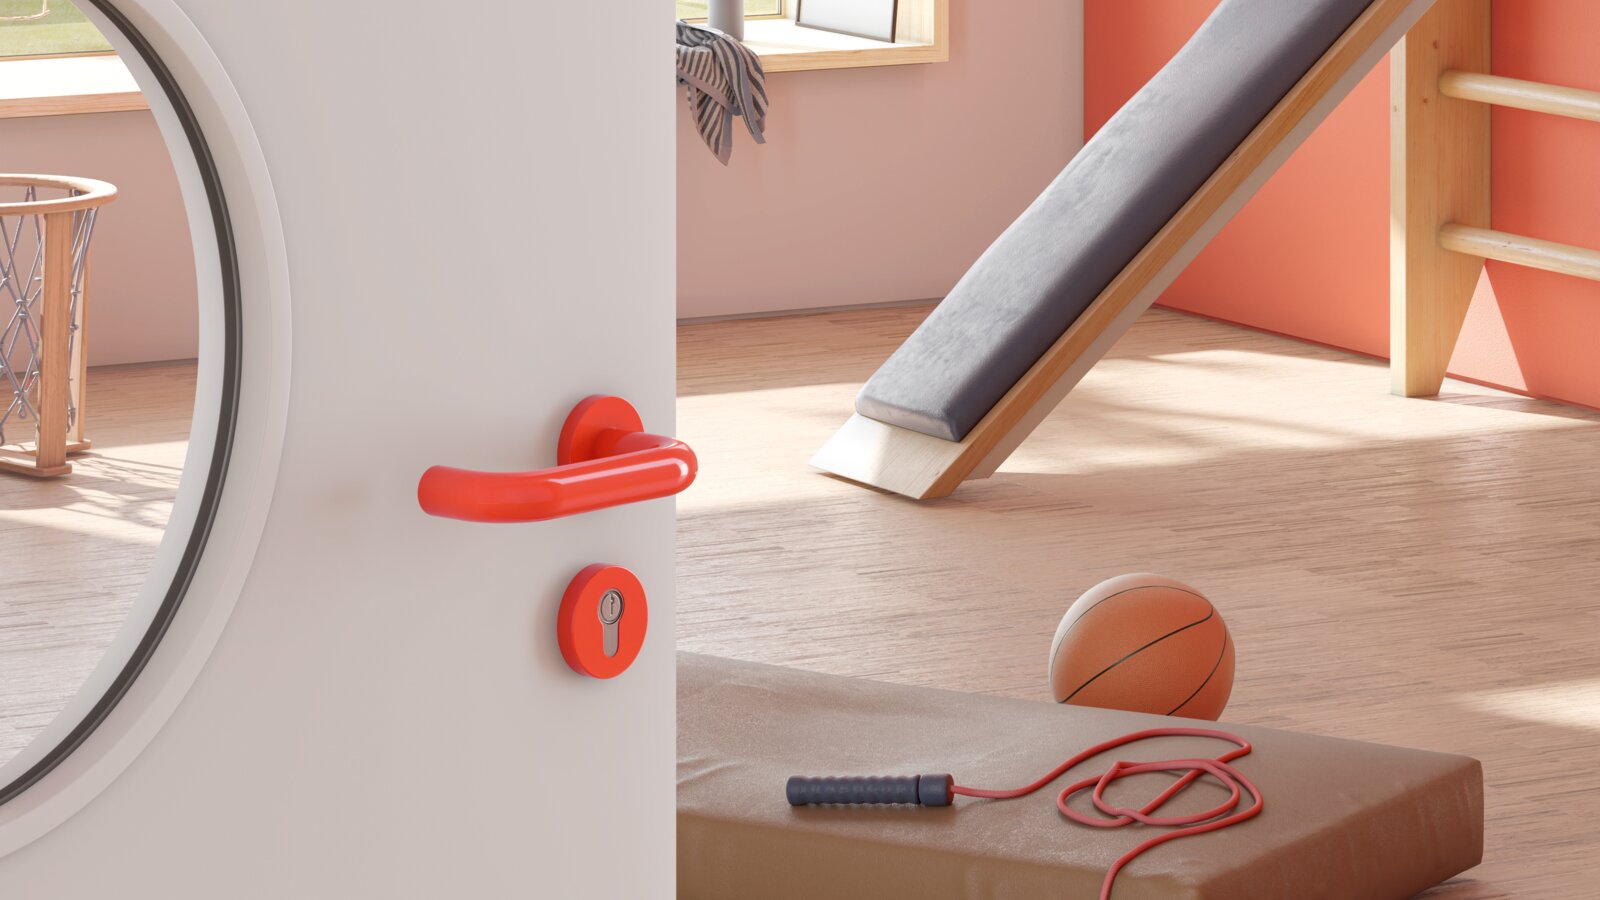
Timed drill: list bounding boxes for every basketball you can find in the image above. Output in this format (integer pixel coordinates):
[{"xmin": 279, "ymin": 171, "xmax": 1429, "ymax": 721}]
[{"xmin": 1048, "ymin": 574, "xmax": 1235, "ymax": 720}]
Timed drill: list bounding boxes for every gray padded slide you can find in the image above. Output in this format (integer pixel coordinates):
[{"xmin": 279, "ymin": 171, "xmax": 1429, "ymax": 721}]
[{"xmin": 855, "ymin": 0, "xmax": 1378, "ymax": 441}]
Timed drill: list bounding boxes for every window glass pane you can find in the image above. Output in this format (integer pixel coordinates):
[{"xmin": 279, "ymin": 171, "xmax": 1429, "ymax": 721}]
[
  {"xmin": 0, "ymin": 0, "xmax": 113, "ymax": 59},
  {"xmin": 676, "ymin": 0, "xmax": 784, "ymax": 20}
]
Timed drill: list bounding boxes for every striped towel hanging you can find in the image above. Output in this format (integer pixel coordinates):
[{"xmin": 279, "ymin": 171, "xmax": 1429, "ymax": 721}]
[{"xmin": 676, "ymin": 21, "xmax": 768, "ymax": 164}]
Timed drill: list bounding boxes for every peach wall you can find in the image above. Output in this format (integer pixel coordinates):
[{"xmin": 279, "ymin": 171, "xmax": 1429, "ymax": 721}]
[
  {"xmin": 1086, "ymin": 0, "xmax": 1600, "ymax": 408},
  {"xmin": 677, "ymin": 2, "xmax": 1085, "ymax": 319},
  {"xmin": 1, "ymin": 109, "xmax": 197, "ymax": 366}
]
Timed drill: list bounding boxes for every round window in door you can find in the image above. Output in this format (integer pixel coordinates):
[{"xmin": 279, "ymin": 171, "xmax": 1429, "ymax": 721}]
[{"xmin": 0, "ymin": 0, "xmax": 242, "ymax": 804}]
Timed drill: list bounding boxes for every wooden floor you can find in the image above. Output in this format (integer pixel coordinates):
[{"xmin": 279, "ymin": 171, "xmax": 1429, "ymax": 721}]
[
  {"xmin": 677, "ymin": 305, "xmax": 1600, "ymax": 899},
  {"xmin": 0, "ymin": 363, "xmax": 193, "ymax": 769}
]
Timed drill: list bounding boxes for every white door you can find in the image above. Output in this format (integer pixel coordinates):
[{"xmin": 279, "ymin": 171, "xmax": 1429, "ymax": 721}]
[{"xmin": 0, "ymin": 1, "xmax": 678, "ymax": 896}]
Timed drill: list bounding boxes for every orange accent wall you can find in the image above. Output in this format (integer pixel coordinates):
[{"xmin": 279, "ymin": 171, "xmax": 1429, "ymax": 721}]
[{"xmin": 1086, "ymin": 0, "xmax": 1600, "ymax": 408}]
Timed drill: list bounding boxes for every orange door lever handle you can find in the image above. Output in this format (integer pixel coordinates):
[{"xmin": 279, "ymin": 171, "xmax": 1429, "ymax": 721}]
[{"xmin": 418, "ymin": 395, "xmax": 696, "ymax": 523}]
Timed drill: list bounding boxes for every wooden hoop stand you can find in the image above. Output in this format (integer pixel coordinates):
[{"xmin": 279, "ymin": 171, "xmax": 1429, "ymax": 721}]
[
  {"xmin": 0, "ymin": 174, "xmax": 117, "ymax": 478},
  {"xmin": 1391, "ymin": 0, "xmax": 1600, "ymax": 397}
]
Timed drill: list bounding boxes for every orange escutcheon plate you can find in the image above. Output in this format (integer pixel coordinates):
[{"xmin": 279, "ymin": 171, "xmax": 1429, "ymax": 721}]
[{"xmin": 557, "ymin": 563, "xmax": 648, "ymax": 679}]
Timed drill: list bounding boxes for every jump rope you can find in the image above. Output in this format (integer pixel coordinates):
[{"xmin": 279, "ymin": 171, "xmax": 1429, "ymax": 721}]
[{"xmin": 787, "ymin": 727, "xmax": 1264, "ymax": 900}]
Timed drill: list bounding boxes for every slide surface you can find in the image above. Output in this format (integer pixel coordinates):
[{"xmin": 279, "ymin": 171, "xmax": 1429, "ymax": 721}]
[{"xmin": 854, "ymin": 0, "xmax": 1379, "ymax": 442}]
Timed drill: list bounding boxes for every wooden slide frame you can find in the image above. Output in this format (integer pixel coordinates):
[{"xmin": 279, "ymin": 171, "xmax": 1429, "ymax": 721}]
[{"xmin": 813, "ymin": 0, "xmax": 1437, "ymax": 500}]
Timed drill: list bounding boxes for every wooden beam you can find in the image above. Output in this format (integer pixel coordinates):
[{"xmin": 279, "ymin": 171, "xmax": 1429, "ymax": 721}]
[
  {"xmin": 32, "ymin": 211, "xmax": 75, "ymax": 476},
  {"xmin": 1439, "ymin": 224, "xmax": 1600, "ymax": 282},
  {"xmin": 1438, "ymin": 70, "xmax": 1600, "ymax": 123},
  {"xmin": 71, "ymin": 253, "xmax": 92, "ymax": 448},
  {"xmin": 815, "ymin": 0, "xmax": 1434, "ymax": 499},
  {"xmin": 1390, "ymin": 0, "xmax": 1491, "ymax": 398}
]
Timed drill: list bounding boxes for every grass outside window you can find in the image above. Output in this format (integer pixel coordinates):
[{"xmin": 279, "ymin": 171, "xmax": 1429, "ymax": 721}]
[{"xmin": 0, "ymin": 0, "xmax": 112, "ymax": 58}]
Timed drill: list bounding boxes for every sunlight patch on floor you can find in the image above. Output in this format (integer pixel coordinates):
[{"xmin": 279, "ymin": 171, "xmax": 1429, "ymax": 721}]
[
  {"xmin": 1461, "ymin": 679, "xmax": 1600, "ymax": 731},
  {"xmin": 678, "ymin": 344, "xmax": 1595, "ymax": 514},
  {"xmin": 0, "ymin": 508, "xmax": 171, "ymax": 542}
]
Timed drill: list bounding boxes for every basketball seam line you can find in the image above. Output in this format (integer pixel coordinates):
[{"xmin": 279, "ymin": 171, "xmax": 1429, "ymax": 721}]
[
  {"xmin": 1062, "ymin": 610, "xmax": 1216, "ymax": 704},
  {"xmin": 1058, "ymin": 585, "xmax": 1213, "ymax": 645},
  {"xmin": 1167, "ymin": 631, "xmax": 1230, "ymax": 717},
  {"xmin": 1050, "ymin": 584, "xmax": 1213, "ymax": 681}
]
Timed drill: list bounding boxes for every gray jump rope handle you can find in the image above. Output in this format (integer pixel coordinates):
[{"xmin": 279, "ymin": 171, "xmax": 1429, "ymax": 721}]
[{"xmin": 786, "ymin": 774, "xmax": 954, "ymax": 807}]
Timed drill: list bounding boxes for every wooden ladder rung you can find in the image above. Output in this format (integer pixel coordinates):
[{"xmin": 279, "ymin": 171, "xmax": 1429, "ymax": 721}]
[
  {"xmin": 1438, "ymin": 224, "xmax": 1600, "ymax": 282},
  {"xmin": 1438, "ymin": 70, "xmax": 1600, "ymax": 123}
]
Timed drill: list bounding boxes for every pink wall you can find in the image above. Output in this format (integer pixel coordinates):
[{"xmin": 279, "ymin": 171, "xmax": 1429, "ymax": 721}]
[
  {"xmin": 1086, "ymin": 0, "xmax": 1600, "ymax": 409},
  {"xmin": 677, "ymin": 2, "xmax": 1085, "ymax": 319},
  {"xmin": 2, "ymin": 110, "xmax": 197, "ymax": 366}
]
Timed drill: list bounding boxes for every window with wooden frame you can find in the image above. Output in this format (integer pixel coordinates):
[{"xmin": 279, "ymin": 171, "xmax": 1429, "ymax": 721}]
[{"xmin": 0, "ymin": 0, "xmax": 146, "ymax": 120}]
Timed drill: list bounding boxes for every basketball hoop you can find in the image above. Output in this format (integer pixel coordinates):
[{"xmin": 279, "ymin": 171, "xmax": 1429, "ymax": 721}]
[
  {"xmin": 0, "ymin": 174, "xmax": 117, "ymax": 477},
  {"xmin": 0, "ymin": 1, "xmax": 51, "ymax": 24}
]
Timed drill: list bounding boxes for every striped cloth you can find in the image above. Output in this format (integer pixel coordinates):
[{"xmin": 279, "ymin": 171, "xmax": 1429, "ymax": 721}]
[{"xmin": 676, "ymin": 21, "xmax": 768, "ymax": 164}]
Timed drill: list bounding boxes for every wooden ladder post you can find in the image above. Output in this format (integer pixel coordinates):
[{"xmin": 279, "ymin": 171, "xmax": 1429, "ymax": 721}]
[
  {"xmin": 34, "ymin": 210, "xmax": 75, "ymax": 475},
  {"xmin": 1390, "ymin": 0, "xmax": 1491, "ymax": 397},
  {"xmin": 70, "ymin": 252, "xmax": 91, "ymax": 449}
]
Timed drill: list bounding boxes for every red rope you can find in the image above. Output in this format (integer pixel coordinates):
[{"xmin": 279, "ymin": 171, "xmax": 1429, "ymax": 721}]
[{"xmin": 951, "ymin": 728, "xmax": 1263, "ymax": 900}]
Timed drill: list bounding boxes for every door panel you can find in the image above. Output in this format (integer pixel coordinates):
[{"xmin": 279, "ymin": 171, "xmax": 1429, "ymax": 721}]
[{"xmin": 0, "ymin": 1, "xmax": 676, "ymax": 895}]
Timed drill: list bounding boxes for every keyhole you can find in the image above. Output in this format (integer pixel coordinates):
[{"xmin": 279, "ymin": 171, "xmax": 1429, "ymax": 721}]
[{"xmin": 598, "ymin": 589, "xmax": 624, "ymax": 657}]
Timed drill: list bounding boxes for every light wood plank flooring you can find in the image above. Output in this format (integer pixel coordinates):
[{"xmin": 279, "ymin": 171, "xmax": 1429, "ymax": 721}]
[
  {"xmin": 677, "ymin": 305, "xmax": 1599, "ymax": 899},
  {"xmin": 0, "ymin": 362, "xmax": 193, "ymax": 768}
]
